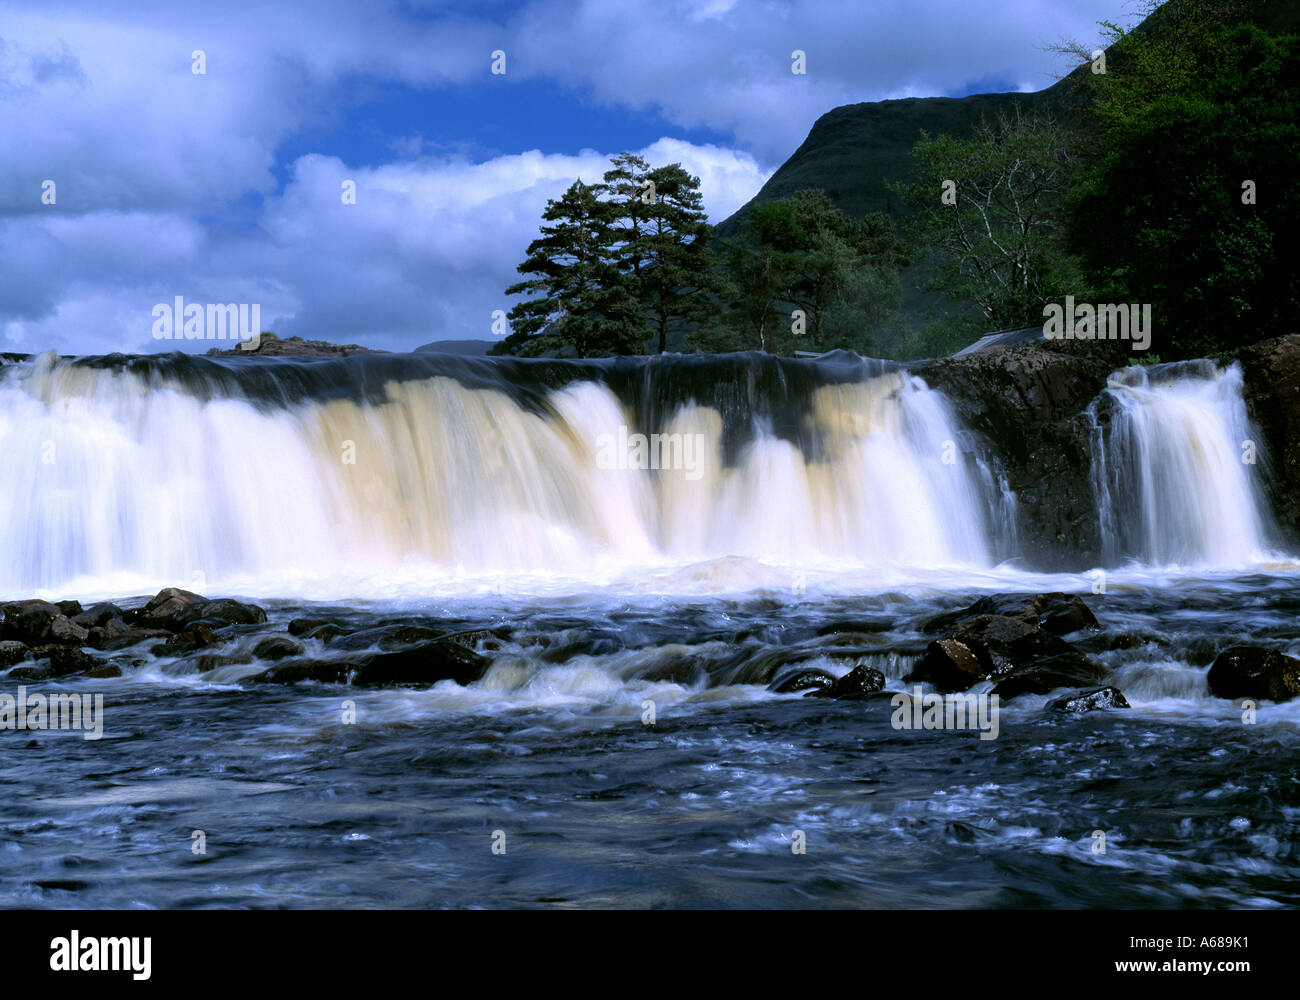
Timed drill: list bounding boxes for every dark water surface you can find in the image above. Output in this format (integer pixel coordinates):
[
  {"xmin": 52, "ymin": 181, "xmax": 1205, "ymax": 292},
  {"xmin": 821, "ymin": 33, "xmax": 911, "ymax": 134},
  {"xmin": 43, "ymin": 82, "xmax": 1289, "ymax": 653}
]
[{"xmin": 3, "ymin": 575, "xmax": 1299, "ymax": 909}]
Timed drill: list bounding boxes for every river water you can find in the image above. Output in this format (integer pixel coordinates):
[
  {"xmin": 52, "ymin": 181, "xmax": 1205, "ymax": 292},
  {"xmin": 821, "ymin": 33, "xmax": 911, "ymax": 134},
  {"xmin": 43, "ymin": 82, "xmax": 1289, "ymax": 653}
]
[{"xmin": 1, "ymin": 352, "xmax": 1296, "ymax": 908}]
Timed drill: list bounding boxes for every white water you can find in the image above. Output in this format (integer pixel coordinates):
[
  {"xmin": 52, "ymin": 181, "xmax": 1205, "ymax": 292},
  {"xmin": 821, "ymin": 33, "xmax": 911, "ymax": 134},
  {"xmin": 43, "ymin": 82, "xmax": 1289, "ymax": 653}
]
[
  {"xmin": 0, "ymin": 353, "xmax": 1005, "ymax": 598},
  {"xmin": 0, "ymin": 353, "xmax": 1287, "ymax": 600},
  {"xmin": 1089, "ymin": 363, "xmax": 1277, "ymax": 568}
]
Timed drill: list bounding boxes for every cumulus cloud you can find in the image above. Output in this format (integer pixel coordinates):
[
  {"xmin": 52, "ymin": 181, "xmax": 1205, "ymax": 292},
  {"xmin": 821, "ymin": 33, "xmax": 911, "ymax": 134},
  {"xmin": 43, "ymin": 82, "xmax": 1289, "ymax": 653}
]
[{"xmin": 1, "ymin": 142, "xmax": 770, "ymax": 354}]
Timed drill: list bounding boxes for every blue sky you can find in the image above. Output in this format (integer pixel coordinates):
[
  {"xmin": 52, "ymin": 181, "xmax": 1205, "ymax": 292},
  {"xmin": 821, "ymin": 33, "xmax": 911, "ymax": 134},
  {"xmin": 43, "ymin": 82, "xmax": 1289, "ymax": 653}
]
[{"xmin": 0, "ymin": 0, "xmax": 1130, "ymax": 355}]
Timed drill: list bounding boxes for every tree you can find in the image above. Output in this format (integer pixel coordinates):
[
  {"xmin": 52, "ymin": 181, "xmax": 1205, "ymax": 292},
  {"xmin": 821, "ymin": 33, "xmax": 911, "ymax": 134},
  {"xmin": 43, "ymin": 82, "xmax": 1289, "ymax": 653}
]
[
  {"xmin": 695, "ymin": 191, "xmax": 904, "ymax": 355},
  {"xmin": 495, "ymin": 180, "xmax": 643, "ymax": 357},
  {"xmin": 636, "ymin": 164, "xmax": 718, "ymax": 353},
  {"xmin": 1060, "ymin": 2, "xmax": 1300, "ymax": 357},
  {"xmin": 897, "ymin": 104, "xmax": 1083, "ymax": 332}
]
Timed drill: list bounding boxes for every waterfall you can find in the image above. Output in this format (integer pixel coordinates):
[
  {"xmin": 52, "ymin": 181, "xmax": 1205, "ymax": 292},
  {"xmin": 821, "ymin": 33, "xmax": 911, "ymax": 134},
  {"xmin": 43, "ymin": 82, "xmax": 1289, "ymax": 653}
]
[
  {"xmin": 1088, "ymin": 361, "xmax": 1275, "ymax": 567},
  {"xmin": 0, "ymin": 351, "xmax": 1009, "ymax": 596}
]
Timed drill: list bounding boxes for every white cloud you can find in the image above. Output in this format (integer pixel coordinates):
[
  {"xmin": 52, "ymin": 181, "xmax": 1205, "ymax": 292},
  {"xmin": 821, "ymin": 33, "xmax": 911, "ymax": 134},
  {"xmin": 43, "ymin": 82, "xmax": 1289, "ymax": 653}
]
[{"xmin": 0, "ymin": 142, "xmax": 771, "ymax": 354}]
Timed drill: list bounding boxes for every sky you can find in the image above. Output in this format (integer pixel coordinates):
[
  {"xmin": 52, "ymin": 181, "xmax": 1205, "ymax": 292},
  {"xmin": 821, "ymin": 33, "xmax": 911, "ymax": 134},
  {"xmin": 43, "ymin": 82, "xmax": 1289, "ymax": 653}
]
[{"xmin": 0, "ymin": 0, "xmax": 1131, "ymax": 355}]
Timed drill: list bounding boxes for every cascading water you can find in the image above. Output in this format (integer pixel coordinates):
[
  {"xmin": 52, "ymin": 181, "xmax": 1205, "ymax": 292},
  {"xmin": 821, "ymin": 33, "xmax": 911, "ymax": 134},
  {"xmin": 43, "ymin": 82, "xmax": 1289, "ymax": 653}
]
[
  {"xmin": 0, "ymin": 350, "xmax": 1011, "ymax": 596},
  {"xmin": 1088, "ymin": 361, "xmax": 1276, "ymax": 567}
]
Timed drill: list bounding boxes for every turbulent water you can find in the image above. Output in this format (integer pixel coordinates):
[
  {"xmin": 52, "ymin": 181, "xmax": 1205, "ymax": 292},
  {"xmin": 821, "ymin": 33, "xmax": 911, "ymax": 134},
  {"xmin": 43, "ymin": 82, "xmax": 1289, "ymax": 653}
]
[{"xmin": 1, "ymin": 350, "xmax": 1297, "ymax": 909}]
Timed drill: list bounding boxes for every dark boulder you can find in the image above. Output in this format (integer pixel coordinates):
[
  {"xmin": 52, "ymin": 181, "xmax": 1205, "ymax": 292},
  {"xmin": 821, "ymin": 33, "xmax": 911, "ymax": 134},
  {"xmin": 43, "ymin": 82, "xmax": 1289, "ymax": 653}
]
[
  {"xmin": 770, "ymin": 668, "xmax": 834, "ymax": 694},
  {"xmin": 1207, "ymin": 646, "xmax": 1300, "ymax": 702},
  {"xmin": 288, "ymin": 617, "xmax": 334, "ymax": 637},
  {"xmin": 330, "ymin": 624, "xmax": 443, "ymax": 652},
  {"xmin": 150, "ymin": 624, "xmax": 219, "ymax": 657},
  {"xmin": 441, "ymin": 628, "xmax": 506, "ymax": 651},
  {"xmin": 303, "ymin": 623, "xmax": 347, "ymax": 643},
  {"xmin": 1047, "ymin": 686, "xmax": 1131, "ymax": 713},
  {"xmin": 3, "ymin": 600, "xmax": 63, "ymax": 643},
  {"xmin": 72, "ymin": 602, "xmax": 125, "ymax": 629},
  {"xmin": 991, "ymin": 653, "xmax": 1107, "ymax": 699},
  {"xmin": 807, "ymin": 665, "xmax": 886, "ymax": 699},
  {"xmin": 911, "ymin": 638, "xmax": 985, "ymax": 691},
  {"xmin": 912, "ymin": 613, "xmax": 1104, "ymax": 699},
  {"xmin": 251, "ymin": 659, "xmax": 358, "ymax": 684},
  {"xmin": 129, "ymin": 587, "xmax": 207, "ymax": 628},
  {"xmin": 352, "ymin": 640, "xmax": 490, "ymax": 687},
  {"xmin": 56, "ymin": 600, "xmax": 83, "ymax": 617},
  {"xmin": 190, "ymin": 654, "xmax": 253, "ymax": 673},
  {"xmin": 174, "ymin": 598, "xmax": 267, "ymax": 628},
  {"xmin": 253, "ymin": 636, "xmax": 304, "ymax": 661},
  {"xmin": 0, "ymin": 640, "xmax": 31, "ymax": 667},
  {"xmin": 88, "ymin": 619, "xmax": 172, "ymax": 651},
  {"xmin": 250, "ymin": 637, "xmax": 490, "ymax": 688},
  {"xmin": 923, "ymin": 593, "xmax": 1099, "ymax": 636},
  {"xmin": 47, "ymin": 615, "xmax": 90, "ymax": 645},
  {"xmin": 30, "ymin": 645, "xmax": 99, "ymax": 677}
]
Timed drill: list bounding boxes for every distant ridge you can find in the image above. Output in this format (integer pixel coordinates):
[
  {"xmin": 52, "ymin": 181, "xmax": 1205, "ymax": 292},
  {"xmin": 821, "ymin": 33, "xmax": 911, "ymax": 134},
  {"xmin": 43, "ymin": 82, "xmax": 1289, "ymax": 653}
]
[{"xmin": 414, "ymin": 339, "xmax": 494, "ymax": 356}]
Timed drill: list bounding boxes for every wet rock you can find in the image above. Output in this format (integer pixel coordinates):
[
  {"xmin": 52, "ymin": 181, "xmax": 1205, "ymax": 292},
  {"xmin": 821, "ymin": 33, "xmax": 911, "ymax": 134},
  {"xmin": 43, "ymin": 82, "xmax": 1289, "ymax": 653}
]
[
  {"xmin": 249, "ymin": 634, "xmax": 491, "ymax": 688},
  {"xmin": 30, "ymin": 645, "xmax": 99, "ymax": 677},
  {"xmin": 538, "ymin": 629, "xmax": 626, "ymax": 663},
  {"xmin": 253, "ymin": 636, "xmax": 304, "ymax": 661},
  {"xmin": 129, "ymin": 587, "xmax": 207, "ymax": 628},
  {"xmin": 352, "ymin": 640, "xmax": 490, "ymax": 687},
  {"xmin": 288, "ymin": 617, "xmax": 333, "ymax": 637},
  {"xmin": 84, "ymin": 663, "xmax": 123, "ymax": 679},
  {"xmin": 174, "ymin": 598, "xmax": 267, "ymax": 628},
  {"xmin": 303, "ymin": 623, "xmax": 347, "ymax": 643},
  {"xmin": 991, "ymin": 653, "xmax": 1107, "ymax": 700},
  {"xmin": 0, "ymin": 640, "xmax": 31, "ymax": 667},
  {"xmin": 251, "ymin": 659, "xmax": 357, "ymax": 684},
  {"xmin": 1047, "ymin": 686, "xmax": 1131, "ymax": 713},
  {"xmin": 923, "ymin": 593, "xmax": 1099, "ymax": 636},
  {"xmin": 2, "ymin": 600, "xmax": 62, "ymax": 643},
  {"xmin": 88, "ymin": 620, "xmax": 172, "ymax": 651},
  {"xmin": 47, "ymin": 615, "xmax": 90, "ymax": 645},
  {"xmin": 807, "ymin": 665, "xmax": 886, "ymax": 699},
  {"xmin": 1207, "ymin": 646, "xmax": 1300, "ymax": 702},
  {"xmin": 151, "ymin": 624, "xmax": 219, "ymax": 657},
  {"xmin": 1240, "ymin": 335, "xmax": 1300, "ymax": 544},
  {"xmin": 72, "ymin": 602, "xmax": 125, "ymax": 629},
  {"xmin": 190, "ymin": 654, "xmax": 253, "ymax": 673},
  {"xmin": 441, "ymin": 628, "xmax": 505, "ymax": 651},
  {"xmin": 912, "ymin": 613, "xmax": 1104, "ymax": 699},
  {"xmin": 911, "ymin": 638, "xmax": 985, "ymax": 691},
  {"xmin": 770, "ymin": 668, "xmax": 834, "ymax": 693},
  {"xmin": 914, "ymin": 344, "xmax": 1124, "ymax": 569},
  {"xmin": 330, "ymin": 624, "xmax": 443, "ymax": 652},
  {"xmin": 814, "ymin": 619, "xmax": 893, "ymax": 638},
  {"xmin": 56, "ymin": 600, "xmax": 83, "ymax": 617},
  {"xmin": 5, "ymin": 662, "xmax": 52, "ymax": 681}
]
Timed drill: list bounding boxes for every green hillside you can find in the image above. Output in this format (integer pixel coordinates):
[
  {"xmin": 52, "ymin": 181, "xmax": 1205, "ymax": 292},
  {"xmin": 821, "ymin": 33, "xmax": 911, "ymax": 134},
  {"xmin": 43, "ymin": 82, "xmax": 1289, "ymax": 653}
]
[{"xmin": 715, "ymin": 0, "xmax": 1299, "ymax": 338}]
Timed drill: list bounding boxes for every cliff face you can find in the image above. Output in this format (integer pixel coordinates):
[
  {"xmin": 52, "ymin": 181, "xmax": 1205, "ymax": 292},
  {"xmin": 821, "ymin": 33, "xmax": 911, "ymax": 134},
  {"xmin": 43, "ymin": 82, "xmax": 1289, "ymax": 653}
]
[
  {"xmin": 1239, "ymin": 335, "xmax": 1300, "ymax": 543},
  {"xmin": 914, "ymin": 339, "xmax": 1128, "ymax": 569}
]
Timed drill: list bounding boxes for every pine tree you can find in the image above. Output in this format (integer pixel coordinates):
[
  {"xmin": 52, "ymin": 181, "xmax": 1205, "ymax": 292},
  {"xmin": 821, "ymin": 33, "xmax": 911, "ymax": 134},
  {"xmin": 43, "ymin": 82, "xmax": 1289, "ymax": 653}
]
[
  {"xmin": 498, "ymin": 180, "xmax": 643, "ymax": 357},
  {"xmin": 637, "ymin": 164, "xmax": 718, "ymax": 353}
]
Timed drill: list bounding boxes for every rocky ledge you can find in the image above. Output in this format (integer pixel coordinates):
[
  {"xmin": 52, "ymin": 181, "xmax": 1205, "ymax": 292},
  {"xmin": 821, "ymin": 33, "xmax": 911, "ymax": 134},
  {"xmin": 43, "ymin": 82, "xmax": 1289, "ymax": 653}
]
[
  {"xmin": 4, "ymin": 586, "xmax": 1300, "ymax": 708},
  {"xmin": 0, "ymin": 588, "xmax": 494, "ymax": 688},
  {"xmin": 205, "ymin": 332, "xmax": 388, "ymax": 357}
]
